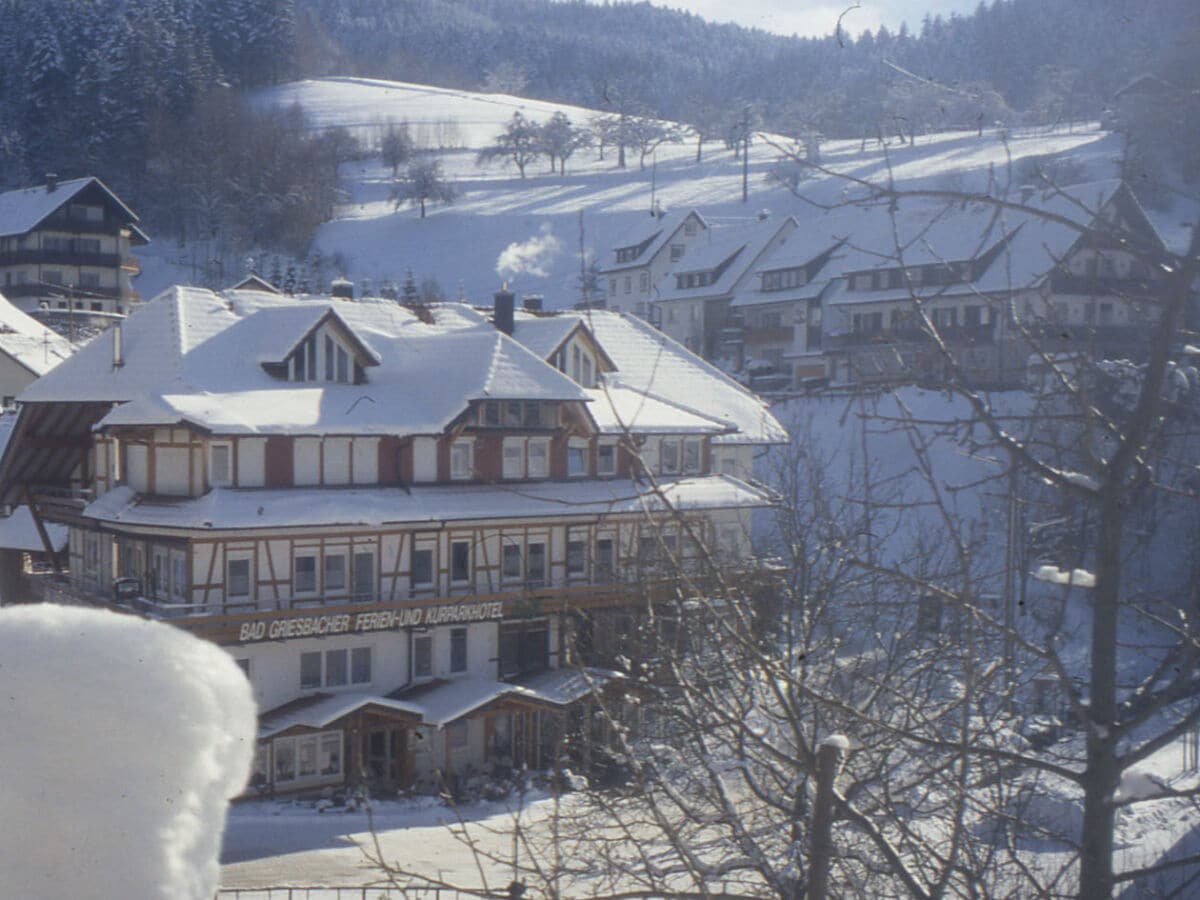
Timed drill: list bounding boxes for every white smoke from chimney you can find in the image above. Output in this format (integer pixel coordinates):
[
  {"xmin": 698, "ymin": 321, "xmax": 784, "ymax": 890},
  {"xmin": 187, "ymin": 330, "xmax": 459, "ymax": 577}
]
[{"xmin": 496, "ymin": 223, "xmax": 562, "ymax": 280}]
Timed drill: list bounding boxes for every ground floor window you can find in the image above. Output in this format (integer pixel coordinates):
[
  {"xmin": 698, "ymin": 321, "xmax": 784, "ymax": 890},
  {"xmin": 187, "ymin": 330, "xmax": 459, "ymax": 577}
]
[
  {"xmin": 271, "ymin": 730, "xmax": 343, "ymax": 784},
  {"xmin": 499, "ymin": 621, "xmax": 549, "ymax": 679}
]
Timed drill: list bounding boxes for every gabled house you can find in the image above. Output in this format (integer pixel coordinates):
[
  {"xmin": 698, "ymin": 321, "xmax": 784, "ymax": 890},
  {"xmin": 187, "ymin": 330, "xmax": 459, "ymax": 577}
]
[
  {"xmin": 0, "ymin": 176, "xmax": 148, "ymax": 319},
  {"xmin": 652, "ymin": 214, "xmax": 798, "ymax": 363},
  {"xmin": 0, "ymin": 284, "xmax": 783, "ymax": 796},
  {"xmin": 598, "ymin": 208, "xmax": 708, "ymax": 316},
  {"xmin": 726, "ymin": 229, "xmax": 846, "ymax": 386},
  {"xmin": 822, "ymin": 180, "xmax": 1167, "ymax": 386}
]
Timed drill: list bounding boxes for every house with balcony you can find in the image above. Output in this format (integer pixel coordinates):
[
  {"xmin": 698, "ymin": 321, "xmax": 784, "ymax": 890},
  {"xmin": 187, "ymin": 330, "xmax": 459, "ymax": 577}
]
[
  {"xmin": 822, "ymin": 180, "xmax": 1166, "ymax": 387},
  {"xmin": 725, "ymin": 229, "xmax": 846, "ymax": 388},
  {"xmin": 652, "ymin": 214, "xmax": 798, "ymax": 364},
  {"xmin": 598, "ymin": 208, "xmax": 708, "ymax": 316},
  {"xmin": 0, "ymin": 175, "xmax": 148, "ymax": 319},
  {"xmin": 0, "ymin": 285, "xmax": 783, "ymax": 796}
]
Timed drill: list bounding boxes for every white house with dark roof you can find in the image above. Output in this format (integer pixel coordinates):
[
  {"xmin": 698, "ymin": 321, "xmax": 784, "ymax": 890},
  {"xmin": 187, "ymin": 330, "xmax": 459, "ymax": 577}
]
[
  {"xmin": 0, "ymin": 285, "xmax": 783, "ymax": 796},
  {"xmin": 598, "ymin": 208, "xmax": 708, "ymax": 316},
  {"xmin": 0, "ymin": 176, "xmax": 148, "ymax": 318}
]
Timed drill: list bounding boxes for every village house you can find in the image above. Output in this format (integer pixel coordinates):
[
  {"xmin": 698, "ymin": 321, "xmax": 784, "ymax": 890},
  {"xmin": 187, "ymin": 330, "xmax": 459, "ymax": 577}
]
[
  {"xmin": 0, "ymin": 176, "xmax": 148, "ymax": 321},
  {"xmin": 822, "ymin": 180, "xmax": 1166, "ymax": 387},
  {"xmin": 725, "ymin": 232, "xmax": 845, "ymax": 387},
  {"xmin": 597, "ymin": 180, "xmax": 1167, "ymax": 391},
  {"xmin": 0, "ymin": 284, "xmax": 784, "ymax": 797},
  {"xmin": 597, "ymin": 208, "xmax": 708, "ymax": 317},
  {"xmin": 651, "ymin": 214, "xmax": 797, "ymax": 363}
]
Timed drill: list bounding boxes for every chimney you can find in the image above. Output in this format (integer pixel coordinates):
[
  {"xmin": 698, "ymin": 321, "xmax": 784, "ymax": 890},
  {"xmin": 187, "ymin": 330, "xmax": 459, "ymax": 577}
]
[
  {"xmin": 331, "ymin": 277, "xmax": 354, "ymax": 300},
  {"xmin": 112, "ymin": 322, "xmax": 124, "ymax": 369},
  {"xmin": 46, "ymin": 173, "xmax": 58, "ymax": 193},
  {"xmin": 522, "ymin": 294, "xmax": 543, "ymax": 313},
  {"xmin": 493, "ymin": 284, "xmax": 515, "ymax": 335}
]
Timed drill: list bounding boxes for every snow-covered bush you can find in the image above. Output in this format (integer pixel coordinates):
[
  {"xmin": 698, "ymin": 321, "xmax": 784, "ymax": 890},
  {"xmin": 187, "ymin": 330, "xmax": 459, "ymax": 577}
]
[{"xmin": 0, "ymin": 604, "xmax": 256, "ymax": 899}]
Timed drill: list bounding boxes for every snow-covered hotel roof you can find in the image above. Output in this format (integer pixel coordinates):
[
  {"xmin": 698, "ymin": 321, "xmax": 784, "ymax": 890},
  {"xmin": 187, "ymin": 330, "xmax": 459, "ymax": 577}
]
[{"xmin": 17, "ymin": 285, "xmax": 784, "ymax": 445}]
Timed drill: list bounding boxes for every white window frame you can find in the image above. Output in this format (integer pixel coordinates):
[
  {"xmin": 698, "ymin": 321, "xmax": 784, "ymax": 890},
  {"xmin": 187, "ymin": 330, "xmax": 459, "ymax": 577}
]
[
  {"xmin": 567, "ymin": 438, "xmax": 589, "ymax": 477},
  {"xmin": 659, "ymin": 438, "xmax": 680, "ymax": 475},
  {"xmin": 526, "ymin": 439, "xmax": 549, "ymax": 479},
  {"xmin": 324, "ymin": 551, "xmax": 347, "ymax": 593},
  {"xmin": 414, "ymin": 634, "xmax": 434, "ymax": 679},
  {"xmin": 596, "ymin": 441, "xmax": 617, "ymax": 476},
  {"xmin": 294, "ymin": 552, "xmax": 318, "ymax": 595},
  {"xmin": 210, "ymin": 442, "xmax": 233, "ymax": 487},
  {"xmin": 450, "ymin": 439, "xmax": 474, "ymax": 480},
  {"xmin": 226, "ymin": 555, "xmax": 252, "ymax": 601},
  {"xmin": 411, "ymin": 544, "xmax": 436, "ymax": 590},
  {"xmin": 502, "ymin": 439, "xmax": 525, "ymax": 479}
]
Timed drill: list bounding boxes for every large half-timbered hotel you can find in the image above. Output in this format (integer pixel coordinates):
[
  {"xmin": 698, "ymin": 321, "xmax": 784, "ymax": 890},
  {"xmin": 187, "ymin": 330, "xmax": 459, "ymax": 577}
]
[{"xmin": 0, "ymin": 285, "xmax": 785, "ymax": 796}]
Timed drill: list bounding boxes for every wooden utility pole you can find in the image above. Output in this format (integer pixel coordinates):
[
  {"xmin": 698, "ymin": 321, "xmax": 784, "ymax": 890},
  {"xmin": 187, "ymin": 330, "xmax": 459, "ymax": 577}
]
[{"xmin": 807, "ymin": 734, "xmax": 848, "ymax": 900}]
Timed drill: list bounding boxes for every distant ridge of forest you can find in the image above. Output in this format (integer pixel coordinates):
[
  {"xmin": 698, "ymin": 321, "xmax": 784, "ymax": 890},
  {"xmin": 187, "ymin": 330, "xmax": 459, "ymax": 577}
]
[{"xmin": 0, "ymin": 0, "xmax": 1194, "ymax": 246}]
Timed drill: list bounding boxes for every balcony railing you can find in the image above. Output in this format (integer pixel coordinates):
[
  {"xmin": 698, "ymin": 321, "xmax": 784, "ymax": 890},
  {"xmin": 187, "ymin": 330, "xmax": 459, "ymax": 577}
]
[
  {"xmin": 5, "ymin": 283, "xmax": 123, "ymax": 300},
  {"xmin": 827, "ymin": 322, "xmax": 996, "ymax": 349},
  {"xmin": 0, "ymin": 249, "xmax": 123, "ymax": 267},
  {"xmin": 743, "ymin": 325, "xmax": 794, "ymax": 345}
]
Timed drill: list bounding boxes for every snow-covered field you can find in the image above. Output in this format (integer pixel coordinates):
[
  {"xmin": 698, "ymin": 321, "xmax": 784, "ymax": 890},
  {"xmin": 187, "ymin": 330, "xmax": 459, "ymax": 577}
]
[{"xmin": 140, "ymin": 76, "xmax": 1131, "ymax": 304}]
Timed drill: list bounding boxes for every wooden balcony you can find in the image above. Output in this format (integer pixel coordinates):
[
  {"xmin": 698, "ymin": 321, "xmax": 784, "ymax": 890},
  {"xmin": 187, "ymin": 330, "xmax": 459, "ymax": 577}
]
[
  {"xmin": 743, "ymin": 325, "xmax": 794, "ymax": 345},
  {"xmin": 0, "ymin": 249, "xmax": 123, "ymax": 268},
  {"xmin": 827, "ymin": 322, "xmax": 996, "ymax": 349}
]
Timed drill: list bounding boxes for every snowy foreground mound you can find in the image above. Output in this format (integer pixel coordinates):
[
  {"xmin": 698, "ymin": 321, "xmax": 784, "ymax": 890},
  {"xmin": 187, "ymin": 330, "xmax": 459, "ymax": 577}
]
[{"xmin": 0, "ymin": 604, "xmax": 256, "ymax": 900}]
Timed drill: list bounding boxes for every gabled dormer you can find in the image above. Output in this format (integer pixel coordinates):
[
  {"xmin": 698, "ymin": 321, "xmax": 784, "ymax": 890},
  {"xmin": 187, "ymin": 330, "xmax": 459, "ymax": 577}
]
[
  {"xmin": 674, "ymin": 247, "xmax": 743, "ymax": 291},
  {"xmin": 260, "ymin": 308, "xmax": 382, "ymax": 384}
]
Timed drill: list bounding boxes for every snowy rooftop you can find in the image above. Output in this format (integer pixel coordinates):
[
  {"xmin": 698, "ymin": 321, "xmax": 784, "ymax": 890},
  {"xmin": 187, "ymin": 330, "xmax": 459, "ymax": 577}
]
[
  {"xmin": 83, "ymin": 475, "xmax": 774, "ymax": 530},
  {"xmin": 0, "ymin": 505, "xmax": 67, "ymax": 553},
  {"xmin": 22, "ymin": 287, "xmax": 588, "ymax": 436},
  {"xmin": 0, "ymin": 291, "xmax": 74, "ymax": 376},
  {"xmin": 259, "ymin": 668, "xmax": 622, "ymax": 737},
  {"xmin": 20, "ymin": 287, "xmax": 784, "ymax": 444},
  {"xmin": 583, "ymin": 385, "xmax": 732, "ymax": 435},
  {"xmin": 601, "ymin": 209, "xmax": 705, "ymax": 273},
  {"xmin": 654, "ymin": 216, "xmax": 794, "ymax": 303},
  {"xmin": 0, "ymin": 176, "xmax": 144, "ymax": 240},
  {"xmin": 574, "ymin": 311, "xmax": 788, "ymax": 445}
]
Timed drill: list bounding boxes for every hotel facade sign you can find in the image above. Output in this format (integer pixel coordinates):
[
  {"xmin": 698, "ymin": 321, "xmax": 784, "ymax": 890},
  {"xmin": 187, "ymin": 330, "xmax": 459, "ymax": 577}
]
[{"xmin": 236, "ymin": 601, "xmax": 506, "ymax": 643}]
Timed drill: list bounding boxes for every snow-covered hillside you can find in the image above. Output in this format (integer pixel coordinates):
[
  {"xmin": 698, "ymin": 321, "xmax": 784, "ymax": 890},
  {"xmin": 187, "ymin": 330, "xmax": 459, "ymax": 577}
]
[{"xmin": 140, "ymin": 77, "xmax": 1126, "ymax": 304}]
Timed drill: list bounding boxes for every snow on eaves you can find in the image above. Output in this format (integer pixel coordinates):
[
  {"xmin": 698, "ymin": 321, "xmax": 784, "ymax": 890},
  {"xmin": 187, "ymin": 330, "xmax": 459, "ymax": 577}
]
[
  {"xmin": 0, "ymin": 176, "xmax": 122, "ymax": 237},
  {"xmin": 25, "ymin": 287, "xmax": 588, "ymax": 437},
  {"xmin": 585, "ymin": 384, "xmax": 733, "ymax": 434},
  {"xmin": 0, "ymin": 291, "xmax": 73, "ymax": 376},
  {"xmin": 579, "ymin": 311, "xmax": 788, "ymax": 445},
  {"xmin": 84, "ymin": 475, "xmax": 775, "ymax": 531}
]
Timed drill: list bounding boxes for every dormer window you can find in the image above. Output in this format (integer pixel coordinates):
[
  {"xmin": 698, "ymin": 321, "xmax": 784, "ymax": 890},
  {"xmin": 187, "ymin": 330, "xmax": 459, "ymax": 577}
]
[
  {"xmin": 266, "ymin": 309, "xmax": 381, "ymax": 384},
  {"xmin": 762, "ymin": 268, "xmax": 805, "ymax": 292}
]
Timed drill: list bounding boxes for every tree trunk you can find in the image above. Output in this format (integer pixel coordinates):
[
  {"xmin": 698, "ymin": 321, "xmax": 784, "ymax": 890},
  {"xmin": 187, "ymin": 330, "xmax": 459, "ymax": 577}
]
[
  {"xmin": 617, "ymin": 144, "xmax": 626, "ymax": 169},
  {"xmin": 419, "ymin": 198, "xmax": 426, "ymax": 219},
  {"xmin": 1078, "ymin": 496, "xmax": 1121, "ymax": 898},
  {"xmin": 696, "ymin": 135, "xmax": 702, "ymax": 163}
]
